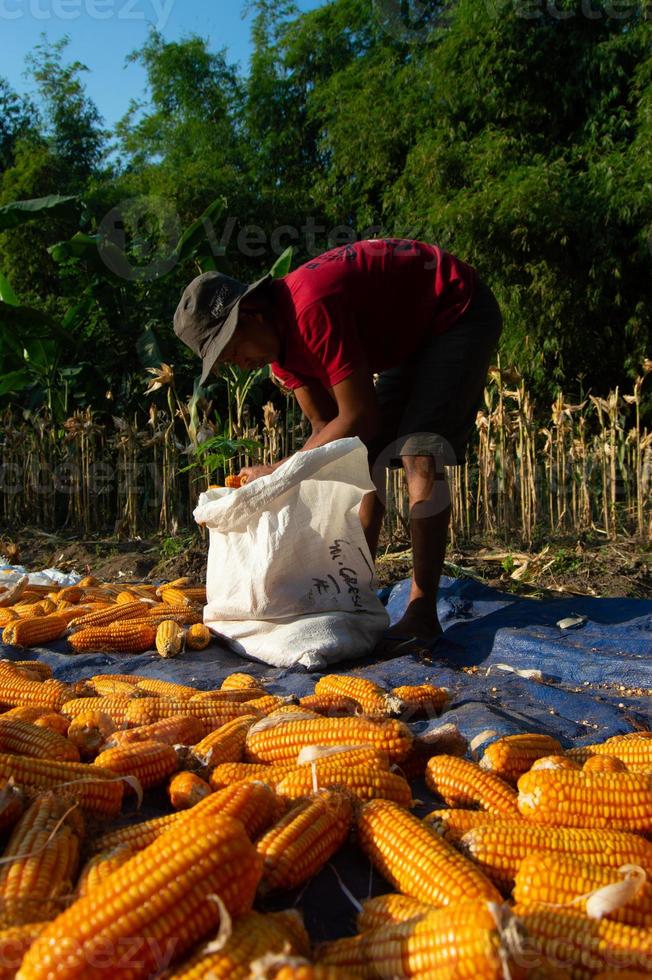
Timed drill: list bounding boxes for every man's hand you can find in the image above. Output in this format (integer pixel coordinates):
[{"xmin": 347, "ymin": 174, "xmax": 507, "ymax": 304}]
[{"xmin": 238, "ymin": 464, "xmax": 276, "ymax": 483}]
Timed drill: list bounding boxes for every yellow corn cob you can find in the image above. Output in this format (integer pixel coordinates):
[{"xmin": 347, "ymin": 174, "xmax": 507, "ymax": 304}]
[
  {"xmin": 0, "ymin": 780, "xmax": 23, "ymax": 838},
  {"xmin": 0, "ymin": 753, "xmax": 123, "ymax": 818},
  {"xmin": 90, "ymin": 676, "xmax": 140, "ymax": 698},
  {"xmin": 2, "ymin": 615, "xmax": 68, "ymax": 648},
  {"xmin": 94, "ymin": 739, "xmax": 178, "ymax": 790},
  {"xmin": 276, "ymin": 765, "xmax": 413, "ymax": 808},
  {"xmin": 0, "ymin": 577, "xmax": 27, "ymax": 607},
  {"xmin": 160, "ymin": 587, "xmax": 201, "ymax": 608},
  {"xmin": 459, "ymin": 823, "xmax": 652, "ymax": 892},
  {"xmin": 135, "ymin": 678, "xmax": 197, "ymax": 700},
  {"xmin": 514, "ymin": 851, "xmax": 652, "ymax": 927},
  {"xmin": 0, "ymin": 718, "xmax": 79, "ymax": 763},
  {"xmin": 0, "ymin": 922, "xmax": 45, "ymax": 979},
  {"xmin": 67, "ymin": 711, "xmax": 116, "ymax": 759},
  {"xmin": 531, "ymin": 754, "xmax": 580, "ymax": 771},
  {"xmin": 391, "ymin": 684, "xmax": 450, "ymax": 718},
  {"xmin": 68, "ymin": 621, "xmax": 156, "ymax": 654},
  {"xmin": 155, "ymin": 620, "xmax": 185, "ymax": 658},
  {"xmin": 0, "ymin": 793, "xmax": 84, "ymax": 926},
  {"xmin": 12, "ymin": 662, "xmax": 52, "ymax": 680},
  {"xmin": 185, "ymin": 623, "xmax": 211, "ymax": 650},
  {"xmin": 10, "ymin": 604, "xmax": 45, "ymax": 619},
  {"xmin": 126, "ymin": 697, "xmax": 256, "ymax": 734},
  {"xmin": 245, "ymin": 716, "xmax": 412, "ymax": 764},
  {"xmin": 314, "ymin": 675, "xmax": 402, "ymax": 716},
  {"xmin": 426, "ymin": 755, "xmax": 519, "ymax": 814},
  {"xmin": 517, "ymin": 768, "xmax": 652, "ymax": 831},
  {"xmin": 267, "ymin": 704, "xmax": 319, "ymax": 718},
  {"xmin": 583, "ymin": 754, "xmax": 628, "ymax": 772},
  {"xmin": 115, "ymin": 589, "xmax": 141, "ymax": 604},
  {"xmin": 317, "ymin": 901, "xmax": 511, "ymax": 979},
  {"xmin": 298, "ymin": 693, "xmax": 359, "ymax": 716},
  {"xmin": 168, "ymin": 909, "xmax": 309, "ymax": 980},
  {"xmin": 190, "ymin": 688, "xmax": 267, "ymax": 703},
  {"xmin": 256, "ymin": 790, "xmax": 352, "ymax": 893},
  {"xmin": 358, "ymin": 799, "xmax": 502, "ymax": 907},
  {"xmin": 0, "ymin": 610, "xmax": 18, "ymax": 628},
  {"xmin": 221, "ymin": 673, "xmax": 264, "ymax": 692},
  {"xmin": 191, "ymin": 715, "xmax": 258, "ymax": 767},
  {"xmin": 155, "ymin": 577, "xmax": 192, "ymax": 597},
  {"xmin": 168, "ymin": 771, "xmax": 212, "ymax": 810},
  {"xmin": 479, "ymin": 733, "xmax": 563, "ymax": 784},
  {"xmin": 76, "ymin": 844, "xmax": 135, "ymax": 897},
  {"xmin": 297, "ymin": 745, "xmax": 390, "ymax": 769},
  {"xmin": 253, "ymin": 964, "xmax": 353, "ymax": 980},
  {"xmin": 91, "ymin": 778, "xmax": 278, "ymax": 853},
  {"xmin": 424, "ymin": 807, "xmax": 524, "ymax": 843},
  {"xmin": 143, "ymin": 607, "xmax": 203, "ymax": 627},
  {"xmin": 17, "ymin": 812, "xmax": 263, "ymax": 980},
  {"xmin": 569, "ymin": 734, "xmax": 652, "ymax": 771},
  {"xmin": 61, "ymin": 697, "xmax": 133, "ymax": 725},
  {"xmin": 2, "ymin": 705, "xmax": 67, "ymax": 728},
  {"xmin": 90, "ymin": 672, "xmax": 144, "ymax": 685},
  {"xmin": 66, "ymin": 599, "xmax": 149, "ymax": 631},
  {"xmin": 224, "ymin": 474, "xmax": 244, "ymax": 488},
  {"xmin": 106, "ymin": 715, "xmax": 205, "ymax": 748},
  {"xmin": 513, "ymin": 905, "xmax": 652, "ymax": 980},
  {"xmin": 77, "ymin": 575, "xmax": 98, "ymax": 587},
  {"xmin": 356, "ymin": 893, "xmax": 433, "ymax": 931},
  {"xmin": 209, "ymin": 761, "xmax": 295, "ymax": 790},
  {"xmin": 0, "ymin": 677, "xmax": 71, "ymax": 712},
  {"xmin": 245, "ymin": 694, "xmax": 286, "ymax": 715},
  {"xmin": 54, "ymin": 585, "xmax": 85, "ymax": 604}
]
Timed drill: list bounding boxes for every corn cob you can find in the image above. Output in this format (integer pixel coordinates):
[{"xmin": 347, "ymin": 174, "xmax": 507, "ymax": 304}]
[
  {"xmin": 257, "ymin": 790, "xmax": 352, "ymax": 893},
  {"xmin": 0, "ymin": 577, "xmax": 27, "ymax": 607},
  {"xmin": 517, "ymin": 768, "xmax": 652, "ymax": 831},
  {"xmin": 253, "ymin": 964, "xmax": 353, "ymax": 980},
  {"xmin": 530, "ymin": 754, "xmax": 581, "ymax": 771},
  {"xmin": 221, "ymin": 673, "xmax": 264, "ymax": 692},
  {"xmin": 246, "ymin": 694, "xmax": 286, "ymax": 715},
  {"xmin": 0, "ymin": 753, "xmax": 123, "ymax": 818},
  {"xmin": 135, "ymin": 678, "xmax": 197, "ymax": 700},
  {"xmin": 126, "ymin": 697, "xmax": 256, "ymax": 734},
  {"xmin": 0, "ymin": 611, "xmax": 18, "ymax": 629},
  {"xmin": 115, "ymin": 589, "xmax": 140, "ymax": 604},
  {"xmin": 0, "ymin": 779, "xmax": 24, "ymax": 834},
  {"xmin": 225, "ymin": 474, "xmax": 244, "ymax": 488},
  {"xmin": 358, "ymin": 799, "xmax": 502, "ymax": 907},
  {"xmin": 245, "ymin": 716, "xmax": 412, "ymax": 765},
  {"xmin": 107, "ymin": 714, "xmax": 205, "ymax": 748},
  {"xmin": 185, "ymin": 623, "xmax": 211, "ymax": 650},
  {"xmin": 276, "ymin": 765, "xmax": 413, "ymax": 807},
  {"xmin": 61, "ymin": 697, "xmax": 133, "ymax": 725},
  {"xmin": 426, "ymin": 755, "xmax": 519, "ymax": 814},
  {"xmin": 158, "ymin": 587, "xmax": 198, "ymax": 608},
  {"xmin": 391, "ymin": 684, "xmax": 450, "ymax": 718},
  {"xmin": 77, "ymin": 575, "xmax": 98, "ymax": 587},
  {"xmin": 583, "ymin": 754, "xmax": 628, "ymax": 772},
  {"xmin": 12, "ymin": 662, "xmax": 52, "ymax": 680},
  {"xmin": 17, "ymin": 812, "xmax": 263, "ymax": 980},
  {"xmin": 479, "ymin": 733, "xmax": 562, "ymax": 784},
  {"xmin": 66, "ymin": 599, "xmax": 149, "ymax": 632},
  {"xmin": 143, "ymin": 607, "xmax": 203, "ymax": 627},
  {"xmin": 459, "ymin": 823, "xmax": 652, "ymax": 892},
  {"xmin": 0, "ymin": 719, "xmax": 79, "ymax": 763},
  {"xmin": 317, "ymin": 901, "xmax": 512, "ymax": 979},
  {"xmin": 356, "ymin": 893, "xmax": 433, "ymax": 931},
  {"xmin": 66, "ymin": 711, "xmax": 116, "ymax": 759},
  {"xmin": 89, "ymin": 676, "xmax": 141, "ymax": 698},
  {"xmin": 298, "ymin": 693, "xmax": 359, "ymax": 716},
  {"xmin": 514, "ymin": 851, "xmax": 652, "ymax": 927},
  {"xmin": 297, "ymin": 745, "xmax": 390, "ymax": 769},
  {"xmin": 155, "ymin": 577, "xmax": 192, "ymax": 597},
  {"xmin": 155, "ymin": 620, "xmax": 185, "ymax": 658},
  {"xmin": 0, "ymin": 677, "xmax": 71, "ymax": 712},
  {"xmin": 54, "ymin": 585, "xmax": 85, "ymax": 604},
  {"xmin": 2, "ymin": 615, "xmax": 68, "ymax": 648},
  {"xmin": 513, "ymin": 905, "xmax": 652, "ymax": 980},
  {"xmin": 94, "ymin": 739, "xmax": 178, "ymax": 790},
  {"xmin": 89, "ymin": 672, "xmax": 145, "ymax": 686},
  {"xmin": 0, "ymin": 922, "xmax": 45, "ymax": 980},
  {"xmin": 92, "ymin": 778, "xmax": 278, "ymax": 856},
  {"xmin": 168, "ymin": 909, "xmax": 308, "ymax": 980},
  {"xmin": 191, "ymin": 715, "xmax": 258, "ymax": 767},
  {"xmin": 314, "ymin": 675, "xmax": 402, "ymax": 717},
  {"xmin": 2, "ymin": 705, "xmax": 67, "ymax": 728},
  {"xmin": 76, "ymin": 845, "xmax": 135, "ymax": 897},
  {"xmin": 7, "ymin": 604, "xmax": 45, "ymax": 620},
  {"xmin": 0, "ymin": 793, "xmax": 84, "ymax": 926},
  {"xmin": 190, "ymin": 688, "xmax": 264, "ymax": 703},
  {"xmin": 267, "ymin": 705, "xmax": 318, "ymax": 718},
  {"xmin": 68, "ymin": 621, "xmax": 156, "ymax": 654},
  {"xmin": 210, "ymin": 761, "xmax": 295, "ymax": 790},
  {"xmin": 168, "ymin": 771, "xmax": 212, "ymax": 810},
  {"xmin": 424, "ymin": 807, "xmax": 524, "ymax": 843},
  {"xmin": 569, "ymin": 734, "xmax": 652, "ymax": 771}
]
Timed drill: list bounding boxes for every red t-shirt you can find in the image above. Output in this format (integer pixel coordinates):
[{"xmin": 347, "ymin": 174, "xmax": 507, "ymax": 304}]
[{"xmin": 270, "ymin": 238, "xmax": 477, "ymax": 391}]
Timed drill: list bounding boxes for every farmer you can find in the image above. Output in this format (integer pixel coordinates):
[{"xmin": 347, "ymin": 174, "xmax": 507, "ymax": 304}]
[{"xmin": 174, "ymin": 239, "xmax": 502, "ymax": 649}]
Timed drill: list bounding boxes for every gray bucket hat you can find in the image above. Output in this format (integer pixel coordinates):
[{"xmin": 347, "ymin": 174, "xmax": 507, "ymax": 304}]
[{"xmin": 173, "ymin": 271, "xmax": 271, "ymax": 383}]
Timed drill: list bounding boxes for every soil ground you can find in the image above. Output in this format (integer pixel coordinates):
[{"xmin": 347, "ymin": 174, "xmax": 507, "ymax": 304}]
[{"xmin": 2, "ymin": 525, "xmax": 650, "ymax": 599}]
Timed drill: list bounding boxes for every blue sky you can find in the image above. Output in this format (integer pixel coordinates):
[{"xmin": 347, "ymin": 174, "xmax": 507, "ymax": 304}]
[{"xmin": 1, "ymin": 0, "xmax": 325, "ymax": 129}]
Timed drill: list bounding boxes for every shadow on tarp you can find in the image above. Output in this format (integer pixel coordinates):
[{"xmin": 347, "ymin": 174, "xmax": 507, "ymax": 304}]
[{"xmin": 0, "ymin": 575, "xmax": 650, "ymax": 942}]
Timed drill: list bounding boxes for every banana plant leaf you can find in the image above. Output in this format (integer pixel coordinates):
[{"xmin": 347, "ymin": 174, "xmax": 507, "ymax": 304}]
[
  {"xmin": 0, "ymin": 369, "xmax": 32, "ymax": 396},
  {"xmin": 270, "ymin": 246, "xmax": 293, "ymax": 278},
  {"xmin": 0, "ymin": 195, "xmax": 78, "ymax": 232},
  {"xmin": 137, "ymin": 325, "xmax": 163, "ymax": 369},
  {"xmin": 173, "ymin": 197, "xmax": 226, "ymax": 264},
  {"xmin": 48, "ymin": 232, "xmax": 127, "ymax": 280}
]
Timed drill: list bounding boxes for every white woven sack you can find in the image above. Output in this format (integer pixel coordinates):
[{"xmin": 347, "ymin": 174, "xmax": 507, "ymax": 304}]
[{"xmin": 194, "ymin": 437, "xmax": 389, "ymax": 669}]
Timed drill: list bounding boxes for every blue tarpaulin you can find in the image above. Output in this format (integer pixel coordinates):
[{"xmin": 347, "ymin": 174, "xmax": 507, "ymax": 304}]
[{"xmin": 2, "ymin": 575, "xmax": 650, "ymax": 940}]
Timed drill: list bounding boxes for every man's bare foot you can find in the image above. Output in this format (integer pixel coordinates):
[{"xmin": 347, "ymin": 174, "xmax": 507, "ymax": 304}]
[{"xmin": 383, "ymin": 597, "xmax": 443, "ymax": 645}]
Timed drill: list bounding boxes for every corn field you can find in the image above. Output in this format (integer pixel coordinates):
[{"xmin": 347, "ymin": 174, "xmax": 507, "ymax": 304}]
[{"xmin": 0, "ymin": 366, "xmax": 650, "ymax": 545}]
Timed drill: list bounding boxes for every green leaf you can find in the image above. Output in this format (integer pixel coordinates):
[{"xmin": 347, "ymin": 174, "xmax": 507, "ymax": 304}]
[
  {"xmin": 0, "ymin": 272, "xmax": 19, "ymax": 306},
  {"xmin": 0, "ymin": 195, "xmax": 78, "ymax": 232},
  {"xmin": 136, "ymin": 325, "xmax": 163, "ymax": 369},
  {"xmin": 174, "ymin": 197, "xmax": 226, "ymax": 264},
  {"xmin": 269, "ymin": 245, "xmax": 293, "ymax": 278},
  {"xmin": 0, "ymin": 369, "xmax": 32, "ymax": 396}
]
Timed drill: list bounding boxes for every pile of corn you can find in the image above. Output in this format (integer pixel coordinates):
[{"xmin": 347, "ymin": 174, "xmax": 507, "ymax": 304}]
[{"xmin": 0, "ymin": 583, "xmax": 650, "ymax": 975}]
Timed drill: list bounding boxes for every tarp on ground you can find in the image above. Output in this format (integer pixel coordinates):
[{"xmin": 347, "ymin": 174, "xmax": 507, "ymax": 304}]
[{"xmin": 1, "ymin": 575, "xmax": 650, "ymax": 940}]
